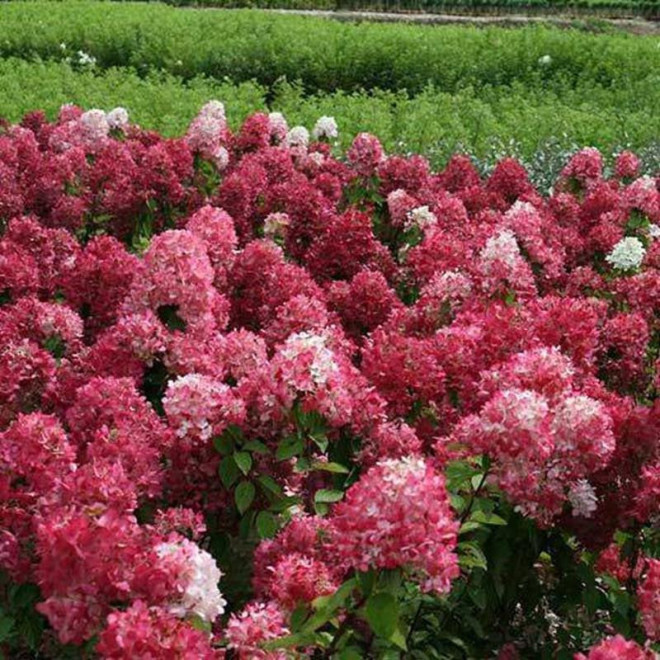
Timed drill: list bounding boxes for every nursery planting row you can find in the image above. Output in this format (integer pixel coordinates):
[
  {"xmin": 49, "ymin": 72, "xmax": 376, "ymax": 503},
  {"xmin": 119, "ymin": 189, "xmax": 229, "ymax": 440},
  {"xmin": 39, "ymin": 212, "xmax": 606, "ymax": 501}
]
[
  {"xmin": 152, "ymin": 0, "xmax": 660, "ymax": 17},
  {"xmin": 1, "ymin": 2, "xmax": 659, "ymax": 94},
  {"xmin": 0, "ymin": 102, "xmax": 659, "ymax": 658},
  {"xmin": 1, "ymin": 58, "xmax": 660, "ymax": 187}
]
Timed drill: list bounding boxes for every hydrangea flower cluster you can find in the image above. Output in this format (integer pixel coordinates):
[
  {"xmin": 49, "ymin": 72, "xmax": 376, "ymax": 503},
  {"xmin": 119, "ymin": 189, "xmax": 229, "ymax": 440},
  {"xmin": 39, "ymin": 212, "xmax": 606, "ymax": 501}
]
[{"xmin": 1, "ymin": 104, "xmax": 659, "ymax": 657}]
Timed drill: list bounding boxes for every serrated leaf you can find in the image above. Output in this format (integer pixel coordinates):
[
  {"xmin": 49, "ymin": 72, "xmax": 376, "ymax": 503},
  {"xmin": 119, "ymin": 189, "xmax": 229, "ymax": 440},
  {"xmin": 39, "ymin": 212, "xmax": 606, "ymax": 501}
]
[
  {"xmin": 189, "ymin": 614, "xmax": 212, "ymax": 632},
  {"xmin": 470, "ymin": 511, "xmax": 507, "ymax": 526},
  {"xmin": 0, "ymin": 615, "xmax": 14, "ymax": 643},
  {"xmin": 234, "ymin": 451, "xmax": 253, "ymax": 476},
  {"xmin": 262, "ymin": 631, "xmax": 321, "ymax": 650},
  {"xmin": 311, "ymin": 461, "xmax": 350, "ymax": 474},
  {"xmin": 235, "ymin": 480, "xmax": 255, "ymax": 514},
  {"xmin": 276, "ymin": 435, "xmax": 304, "ymax": 461},
  {"xmin": 257, "ymin": 474, "xmax": 283, "ymax": 496},
  {"xmin": 219, "ymin": 455, "xmax": 239, "ymax": 489},
  {"xmin": 389, "ymin": 626, "xmax": 408, "ymax": 651},
  {"xmin": 244, "ymin": 439, "xmax": 269, "ymax": 454},
  {"xmin": 256, "ymin": 511, "xmax": 278, "ymax": 539},
  {"xmin": 303, "ymin": 579, "xmax": 357, "ymax": 633},
  {"xmin": 459, "ymin": 521, "xmax": 482, "ymax": 535},
  {"xmin": 314, "ymin": 489, "xmax": 344, "ymax": 504},
  {"xmin": 289, "ymin": 604, "xmax": 310, "ymax": 633},
  {"xmin": 365, "ymin": 592, "xmax": 399, "ymax": 639},
  {"xmin": 309, "ymin": 433, "xmax": 329, "ymax": 452},
  {"xmin": 458, "ymin": 541, "xmax": 488, "ymax": 570},
  {"xmin": 269, "ymin": 495, "xmax": 302, "ymax": 513},
  {"xmin": 213, "ymin": 434, "xmax": 234, "ymax": 455}
]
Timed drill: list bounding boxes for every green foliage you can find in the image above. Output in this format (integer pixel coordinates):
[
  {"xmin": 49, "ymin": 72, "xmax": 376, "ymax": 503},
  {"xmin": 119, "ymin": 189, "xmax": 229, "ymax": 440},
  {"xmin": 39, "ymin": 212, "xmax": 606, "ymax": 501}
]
[
  {"xmin": 1, "ymin": 58, "xmax": 660, "ymax": 176},
  {"xmin": 0, "ymin": 2, "xmax": 659, "ymax": 96},
  {"xmin": 147, "ymin": 0, "xmax": 660, "ymax": 18}
]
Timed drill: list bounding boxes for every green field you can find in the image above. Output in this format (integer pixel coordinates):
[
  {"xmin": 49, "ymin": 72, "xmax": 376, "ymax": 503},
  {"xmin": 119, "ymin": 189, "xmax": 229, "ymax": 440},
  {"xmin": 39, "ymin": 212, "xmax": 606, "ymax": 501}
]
[
  {"xmin": 0, "ymin": 2, "xmax": 658, "ymax": 185},
  {"xmin": 153, "ymin": 0, "xmax": 660, "ymax": 17},
  {"xmin": 1, "ymin": 3, "xmax": 658, "ymax": 94}
]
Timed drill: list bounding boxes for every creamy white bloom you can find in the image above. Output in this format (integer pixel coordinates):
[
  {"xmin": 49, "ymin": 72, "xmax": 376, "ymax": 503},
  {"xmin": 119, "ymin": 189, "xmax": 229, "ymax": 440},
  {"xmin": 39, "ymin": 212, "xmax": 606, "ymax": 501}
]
[
  {"xmin": 263, "ymin": 212, "xmax": 291, "ymax": 239},
  {"xmin": 285, "ymin": 126, "xmax": 310, "ymax": 149},
  {"xmin": 378, "ymin": 455, "xmax": 426, "ymax": 488},
  {"xmin": 280, "ymin": 331, "xmax": 339, "ymax": 387},
  {"xmin": 307, "ymin": 151, "xmax": 325, "ymax": 167},
  {"xmin": 480, "ymin": 229, "xmax": 522, "ymax": 269},
  {"xmin": 106, "ymin": 107, "xmax": 129, "ymax": 130},
  {"xmin": 212, "ymin": 145, "xmax": 230, "ymax": 171},
  {"xmin": 312, "ymin": 116, "xmax": 338, "ymax": 140},
  {"xmin": 538, "ymin": 54, "xmax": 552, "ymax": 66},
  {"xmin": 156, "ymin": 539, "xmax": 226, "ymax": 623},
  {"xmin": 567, "ymin": 480, "xmax": 598, "ymax": 518},
  {"xmin": 649, "ymin": 224, "xmax": 660, "ymax": 239},
  {"xmin": 268, "ymin": 112, "xmax": 288, "ymax": 141},
  {"xmin": 605, "ymin": 236, "xmax": 646, "ymax": 270},
  {"xmin": 199, "ymin": 100, "xmax": 226, "ymax": 124},
  {"xmin": 80, "ymin": 109, "xmax": 109, "ymax": 142},
  {"xmin": 406, "ymin": 206, "xmax": 438, "ymax": 232}
]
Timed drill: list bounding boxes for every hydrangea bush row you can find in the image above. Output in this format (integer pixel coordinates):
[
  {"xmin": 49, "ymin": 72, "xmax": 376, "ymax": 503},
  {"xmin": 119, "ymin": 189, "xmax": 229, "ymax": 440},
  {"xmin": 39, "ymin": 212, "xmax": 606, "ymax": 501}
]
[{"xmin": 0, "ymin": 102, "xmax": 659, "ymax": 658}]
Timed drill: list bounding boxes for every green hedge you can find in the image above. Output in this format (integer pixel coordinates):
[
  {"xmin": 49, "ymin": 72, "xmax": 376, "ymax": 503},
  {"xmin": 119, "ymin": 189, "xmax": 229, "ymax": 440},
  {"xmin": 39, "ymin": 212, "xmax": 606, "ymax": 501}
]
[
  {"xmin": 1, "ymin": 57, "xmax": 659, "ymax": 169},
  {"xmin": 155, "ymin": 0, "xmax": 660, "ymax": 17},
  {"xmin": 0, "ymin": 2, "xmax": 658, "ymax": 95}
]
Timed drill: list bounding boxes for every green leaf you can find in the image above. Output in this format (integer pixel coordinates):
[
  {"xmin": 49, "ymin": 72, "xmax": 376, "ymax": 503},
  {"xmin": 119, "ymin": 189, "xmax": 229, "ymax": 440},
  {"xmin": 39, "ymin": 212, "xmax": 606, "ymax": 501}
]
[
  {"xmin": 244, "ymin": 439, "xmax": 269, "ymax": 454},
  {"xmin": 303, "ymin": 579, "xmax": 358, "ymax": 634},
  {"xmin": 356, "ymin": 569, "xmax": 377, "ymax": 597},
  {"xmin": 188, "ymin": 614, "xmax": 212, "ymax": 632},
  {"xmin": 309, "ymin": 433, "xmax": 329, "ymax": 453},
  {"xmin": 0, "ymin": 615, "xmax": 14, "ymax": 643},
  {"xmin": 289, "ymin": 604, "xmax": 310, "ymax": 633},
  {"xmin": 213, "ymin": 433, "xmax": 234, "ymax": 455},
  {"xmin": 458, "ymin": 541, "xmax": 488, "ymax": 570},
  {"xmin": 257, "ymin": 474, "xmax": 283, "ymax": 496},
  {"xmin": 276, "ymin": 435, "xmax": 304, "ymax": 461},
  {"xmin": 314, "ymin": 489, "xmax": 344, "ymax": 504},
  {"xmin": 459, "ymin": 521, "xmax": 482, "ymax": 535},
  {"xmin": 219, "ymin": 455, "xmax": 239, "ymax": 489},
  {"xmin": 256, "ymin": 511, "xmax": 278, "ymax": 539},
  {"xmin": 235, "ymin": 480, "xmax": 256, "ymax": 514},
  {"xmin": 365, "ymin": 592, "xmax": 399, "ymax": 639},
  {"xmin": 389, "ymin": 626, "xmax": 408, "ymax": 651},
  {"xmin": 262, "ymin": 632, "xmax": 323, "ymax": 651},
  {"xmin": 470, "ymin": 511, "xmax": 507, "ymax": 526},
  {"xmin": 311, "ymin": 461, "xmax": 350, "ymax": 474},
  {"xmin": 234, "ymin": 451, "xmax": 253, "ymax": 476}
]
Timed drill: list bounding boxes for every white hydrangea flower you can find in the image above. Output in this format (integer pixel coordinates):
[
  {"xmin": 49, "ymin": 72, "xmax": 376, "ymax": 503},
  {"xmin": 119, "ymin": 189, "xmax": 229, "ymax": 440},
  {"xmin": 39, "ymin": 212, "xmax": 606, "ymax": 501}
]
[
  {"xmin": 567, "ymin": 480, "xmax": 598, "ymax": 518},
  {"xmin": 285, "ymin": 126, "xmax": 310, "ymax": 149},
  {"xmin": 280, "ymin": 331, "xmax": 339, "ymax": 388},
  {"xmin": 480, "ymin": 229, "xmax": 521, "ymax": 269},
  {"xmin": 80, "ymin": 109, "xmax": 109, "ymax": 142},
  {"xmin": 649, "ymin": 224, "xmax": 660, "ymax": 239},
  {"xmin": 379, "ymin": 455, "xmax": 426, "ymax": 488},
  {"xmin": 199, "ymin": 100, "xmax": 226, "ymax": 124},
  {"xmin": 263, "ymin": 212, "xmax": 290, "ymax": 239},
  {"xmin": 311, "ymin": 116, "xmax": 338, "ymax": 140},
  {"xmin": 268, "ymin": 112, "xmax": 288, "ymax": 141},
  {"xmin": 106, "ymin": 107, "xmax": 129, "ymax": 130},
  {"xmin": 307, "ymin": 151, "xmax": 325, "ymax": 167},
  {"xmin": 605, "ymin": 236, "xmax": 646, "ymax": 271},
  {"xmin": 406, "ymin": 206, "xmax": 438, "ymax": 232},
  {"xmin": 156, "ymin": 539, "xmax": 226, "ymax": 623},
  {"xmin": 212, "ymin": 145, "xmax": 230, "ymax": 171}
]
